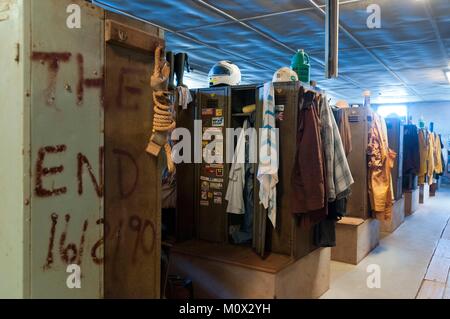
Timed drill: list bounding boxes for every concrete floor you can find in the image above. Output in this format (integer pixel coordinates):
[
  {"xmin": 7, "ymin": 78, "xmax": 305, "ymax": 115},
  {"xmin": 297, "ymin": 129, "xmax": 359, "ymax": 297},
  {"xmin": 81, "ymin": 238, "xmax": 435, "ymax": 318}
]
[{"xmin": 321, "ymin": 186, "xmax": 450, "ymax": 299}]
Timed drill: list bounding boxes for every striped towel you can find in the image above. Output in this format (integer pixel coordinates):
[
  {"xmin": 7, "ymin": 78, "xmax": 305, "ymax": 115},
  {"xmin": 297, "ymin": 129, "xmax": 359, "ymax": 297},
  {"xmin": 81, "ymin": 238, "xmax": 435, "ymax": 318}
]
[{"xmin": 257, "ymin": 82, "xmax": 279, "ymax": 228}]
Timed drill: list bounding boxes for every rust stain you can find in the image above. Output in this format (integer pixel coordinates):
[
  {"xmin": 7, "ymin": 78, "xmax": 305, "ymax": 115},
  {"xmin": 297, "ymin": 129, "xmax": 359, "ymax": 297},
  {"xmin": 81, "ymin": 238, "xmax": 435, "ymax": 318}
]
[
  {"xmin": 35, "ymin": 145, "xmax": 67, "ymax": 198},
  {"xmin": 77, "ymin": 146, "xmax": 104, "ymax": 197},
  {"xmin": 128, "ymin": 216, "xmax": 157, "ymax": 264},
  {"xmin": 141, "ymin": 219, "xmax": 156, "ymax": 255},
  {"xmin": 43, "ymin": 213, "xmax": 59, "ymax": 270},
  {"xmin": 76, "ymin": 220, "xmax": 89, "ymax": 266},
  {"xmin": 113, "ymin": 149, "xmax": 139, "ymax": 199},
  {"xmin": 77, "ymin": 53, "xmax": 104, "ymax": 106},
  {"xmin": 43, "ymin": 213, "xmax": 155, "ymax": 269},
  {"xmin": 116, "ymin": 67, "xmax": 145, "ymax": 110},
  {"xmin": 112, "ymin": 220, "xmax": 124, "ymax": 280},
  {"xmin": 91, "ymin": 218, "xmax": 106, "ymax": 265},
  {"xmin": 129, "ymin": 215, "xmax": 142, "ymax": 264},
  {"xmin": 31, "ymin": 52, "xmax": 71, "ymax": 106},
  {"xmin": 59, "ymin": 214, "xmax": 78, "ymax": 265},
  {"xmin": 76, "ymin": 54, "xmax": 84, "ymax": 104},
  {"xmin": 15, "ymin": 43, "xmax": 19, "ymax": 63}
]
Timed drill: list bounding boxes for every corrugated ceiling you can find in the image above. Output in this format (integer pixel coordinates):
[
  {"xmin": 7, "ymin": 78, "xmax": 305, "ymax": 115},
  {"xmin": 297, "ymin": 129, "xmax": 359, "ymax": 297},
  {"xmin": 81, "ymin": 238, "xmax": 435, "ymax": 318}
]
[{"xmin": 93, "ymin": 0, "xmax": 450, "ymax": 104}]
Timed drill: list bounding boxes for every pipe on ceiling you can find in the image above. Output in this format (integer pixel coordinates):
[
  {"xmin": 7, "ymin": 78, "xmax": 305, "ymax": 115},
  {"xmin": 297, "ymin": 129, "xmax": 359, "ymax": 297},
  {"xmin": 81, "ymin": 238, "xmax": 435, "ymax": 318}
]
[{"xmin": 325, "ymin": 0, "xmax": 339, "ymax": 79}]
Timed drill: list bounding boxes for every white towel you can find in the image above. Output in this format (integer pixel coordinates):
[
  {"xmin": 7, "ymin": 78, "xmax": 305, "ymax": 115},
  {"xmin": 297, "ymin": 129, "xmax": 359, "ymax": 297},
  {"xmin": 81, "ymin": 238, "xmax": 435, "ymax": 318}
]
[
  {"xmin": 257, "ymin": 82, "xmax": 279, "ymax": 228},
  {"xmin": 177, "ymin": 86, "xmax": 193, "ymax": 110}
]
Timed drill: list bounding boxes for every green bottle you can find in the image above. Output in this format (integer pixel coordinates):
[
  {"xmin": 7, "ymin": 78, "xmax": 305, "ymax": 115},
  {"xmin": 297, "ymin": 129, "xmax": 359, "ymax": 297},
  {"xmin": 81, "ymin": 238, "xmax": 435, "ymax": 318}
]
[{"xmin": 290, "ymin": 49, "xmax": 310, "ymax": 83}]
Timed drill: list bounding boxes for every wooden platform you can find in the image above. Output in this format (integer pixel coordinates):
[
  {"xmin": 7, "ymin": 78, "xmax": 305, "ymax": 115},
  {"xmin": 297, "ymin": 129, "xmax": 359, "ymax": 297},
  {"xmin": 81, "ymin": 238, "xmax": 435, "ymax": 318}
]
[
  {"xmin": 420, "ymin": 184, "xmax": 431, "ymax": 204},
  {"xmin": 404, "ymin": 189, "xmax": 419, "ymax": 216},
  {"xmin": 430, "ymin": 183, "xmax": 437, "ymax": 197},
  {"xmin": 380, "ymin": 197, "xmax": 405, "ymax": 233},
  {"xmin": 169, "ymin": 240, "xmax": 330, "ymax": 299},
  {"xmin": 331, "ymin": 217, "xmax": 380, "ymax": 265}
]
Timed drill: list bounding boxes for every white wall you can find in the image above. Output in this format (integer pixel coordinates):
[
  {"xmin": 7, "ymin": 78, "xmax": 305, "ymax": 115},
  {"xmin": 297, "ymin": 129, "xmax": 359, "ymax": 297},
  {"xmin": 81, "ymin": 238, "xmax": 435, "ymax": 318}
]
[{"xmin": 407, "ymin": 101, "xmax": 450, "ymax": 175}]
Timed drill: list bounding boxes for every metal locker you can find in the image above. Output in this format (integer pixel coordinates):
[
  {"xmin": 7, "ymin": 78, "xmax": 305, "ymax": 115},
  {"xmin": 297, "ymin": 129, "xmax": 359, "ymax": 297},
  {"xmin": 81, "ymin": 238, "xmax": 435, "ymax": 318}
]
[
  {"xmin": 175, "ymin": 91, "xmax": 197, "ymax": 241},
  {"xmin": 344, "ymin": 107, "xmax": 372, "ymax": 220},
  {"xmin": 229, "ymin": 85, "xmax": 263, "ymax": 254},
  {"xmin": 386, "ymin": 118, "xmax": 404, "ymax": 200},
  {"xmin": 1, "ymin": 0, "xmax": 104, "ymax": 298},
  {"xmin": 103, "ymin": 12, "xmax": 163, "ymax": 299},
  {"xmin": 179, "ymin": 83, "xmax": 318, "ymax": 259},
  {"xmin": 267, "ymin": 82, "xmax": 316, "ymax": 259},
  {"xmin": 0, "ymin": 0, "xmax": 163, "ymax": 298},
  {"xmin": 195, "ymin": 87, "xmax": 230, "ymax": 243}
]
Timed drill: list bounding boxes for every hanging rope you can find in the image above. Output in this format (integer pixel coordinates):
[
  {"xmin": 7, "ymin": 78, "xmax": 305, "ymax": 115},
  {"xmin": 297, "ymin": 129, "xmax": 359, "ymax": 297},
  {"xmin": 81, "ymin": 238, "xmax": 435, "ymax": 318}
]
[{"xmin": 146, "ymin": 45, "xmax": 176, "ymax": 173}]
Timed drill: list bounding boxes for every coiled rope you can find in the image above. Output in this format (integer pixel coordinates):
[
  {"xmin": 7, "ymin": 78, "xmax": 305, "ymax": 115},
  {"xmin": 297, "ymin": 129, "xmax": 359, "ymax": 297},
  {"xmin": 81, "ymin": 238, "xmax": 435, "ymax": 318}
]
[{"xmin": 146, "ymin": 45, "xmax": 176, "ymax": 173}]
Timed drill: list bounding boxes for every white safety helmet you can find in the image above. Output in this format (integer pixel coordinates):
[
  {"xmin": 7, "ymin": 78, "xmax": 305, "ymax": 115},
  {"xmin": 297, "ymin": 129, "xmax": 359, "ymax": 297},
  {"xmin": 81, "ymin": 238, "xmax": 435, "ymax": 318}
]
[
  {"xmin": 208, "ymin": 61, "xmax": 241, "ymax": 87},
  {"xmin": 335, "ymin": 100, "xmax": 350, "ymax": 108},
  {"xmin": 272, "ymin": 67, "xmax": 299, "ymax": 83}
]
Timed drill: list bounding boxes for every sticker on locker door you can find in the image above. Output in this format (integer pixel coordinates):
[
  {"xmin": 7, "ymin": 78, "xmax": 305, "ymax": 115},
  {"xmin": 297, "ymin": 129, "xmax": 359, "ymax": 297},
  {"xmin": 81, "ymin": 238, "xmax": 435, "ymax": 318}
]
[{"xmin": 212, "ymin": 117, "xmax": 224, "ymax": 127}]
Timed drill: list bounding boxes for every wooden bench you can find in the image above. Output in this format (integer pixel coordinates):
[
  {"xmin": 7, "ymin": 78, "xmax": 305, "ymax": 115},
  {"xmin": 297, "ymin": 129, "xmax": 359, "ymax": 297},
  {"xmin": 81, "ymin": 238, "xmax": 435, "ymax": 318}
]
[
  {"xmin": 169, "ymin": 240, "xmax": 330, "ymax": 299},
  {"xmin": 331, "ymin": 217, "xmax": 380, "ymax": 265}
]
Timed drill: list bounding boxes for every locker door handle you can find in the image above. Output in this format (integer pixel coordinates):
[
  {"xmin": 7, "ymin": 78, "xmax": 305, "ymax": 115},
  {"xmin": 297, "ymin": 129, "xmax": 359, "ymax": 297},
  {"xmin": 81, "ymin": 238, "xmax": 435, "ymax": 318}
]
[
  {"xmin": 118, "ymin": 29, "xmax": 128, "ymax": 42},
  {"xmin": 105, "ymin": 20, "xmax": 164, "ymax": 53}
]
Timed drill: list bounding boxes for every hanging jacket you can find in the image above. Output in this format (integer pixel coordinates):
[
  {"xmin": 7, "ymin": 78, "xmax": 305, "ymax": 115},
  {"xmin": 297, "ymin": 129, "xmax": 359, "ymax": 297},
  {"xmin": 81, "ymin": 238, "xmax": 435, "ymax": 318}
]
[
  {"xmin": 367, "ymin": 112, "xmax": 396, "ymax": 220},
  {"xmin": 225, "ymin": 120, "xmax": 249, "ymax": 215},
  {"xmin": 437, "ymin": 134, "xmax": 445, "ymax": 176},
  {"xmin": 418, "ymin": 129, "xmax": 428, "ymax": 184},
  {"xmin": 434, "ymin": 132, "xmax": 443, "ymax": 175},
  {"xmin": 330, "ymin": 103, "xmax": 354, "ymax": 199},
  {"xmin": 427, "ymin": 132, "xmax": 435, "ymax": 185},
  {"xmin": 257, "ymin": 82, "xmax": 278, "ymax": 228},
  {"xmin": 320, "ymin": 97, "xmax": 336, "ymax": 202},
  {"xmin": 292, "ymin": 90, "xmax": 325, "ymax": 214},
  {"xmin": 320, "ymin": 99, "xmax": 354, "ymax": 202},
  {"xmin": 402, "ymin": 125, "xmax": 420, "ymax": 175},
  {"xmin": 339, "ymin": 110, "xmax": 353, "ymax": 157}
]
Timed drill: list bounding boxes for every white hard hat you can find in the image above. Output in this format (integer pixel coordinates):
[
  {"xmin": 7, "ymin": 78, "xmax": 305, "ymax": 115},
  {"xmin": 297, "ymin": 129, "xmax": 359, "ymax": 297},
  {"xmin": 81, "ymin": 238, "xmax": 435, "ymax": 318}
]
[
  {"xmin": 208, "ymin": 61, "xmax": 241, "ymax": 87},
  {"xmin": 335, "ymin": 100, "xmax": 350, "ymax": 108},
  {"xmin": 272, "ymin": 67, "xmax": 299, "ymax": 83}
]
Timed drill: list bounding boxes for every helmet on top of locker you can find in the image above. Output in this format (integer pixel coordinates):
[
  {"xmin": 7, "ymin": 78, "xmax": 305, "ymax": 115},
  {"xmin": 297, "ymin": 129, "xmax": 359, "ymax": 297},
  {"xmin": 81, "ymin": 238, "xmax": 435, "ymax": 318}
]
[
  {"xmin": 208, "ymin": 61, "xmax": 241, "ymax": 87},
  {"xmin": 272, "ymin": 67, "xmax": 299, "ymax": 83}
]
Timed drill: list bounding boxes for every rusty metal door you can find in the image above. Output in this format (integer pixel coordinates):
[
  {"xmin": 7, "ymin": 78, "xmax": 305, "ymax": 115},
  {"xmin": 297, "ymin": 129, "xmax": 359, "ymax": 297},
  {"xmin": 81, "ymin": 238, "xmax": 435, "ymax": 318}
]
[
  {"xmin": 104, "ymin": 13, "xmax": 162, "ymax": 299},
  {"xmin": 29, "ymin": 0, "xmax": 104, "ymax": 298},
  {"xmin": 345, "ymin": 107, "xmax": 371, "ymax": 219},
  {"xmin": 196, "ymin": 87, "xmax": 230, "ymax": 243}
]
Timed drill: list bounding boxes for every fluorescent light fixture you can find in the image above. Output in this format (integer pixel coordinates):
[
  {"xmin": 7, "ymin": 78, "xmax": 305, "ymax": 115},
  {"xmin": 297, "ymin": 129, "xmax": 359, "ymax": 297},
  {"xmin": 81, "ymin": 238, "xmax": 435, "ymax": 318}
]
[
  {"xmin": 446, "ymin": 70, "xmax": 450, "ymax": 83},
  {"xmin": 377, "ymin": 105, "xmax": 408, "ymax": 118}
]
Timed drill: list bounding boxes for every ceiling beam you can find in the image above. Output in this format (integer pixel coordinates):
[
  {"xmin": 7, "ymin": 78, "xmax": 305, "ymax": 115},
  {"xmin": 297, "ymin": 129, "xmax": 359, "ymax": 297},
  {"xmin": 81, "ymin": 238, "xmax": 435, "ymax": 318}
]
[{"xmin": 307, "ymin": 0, "xmax": 424, "ymax": 100}]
